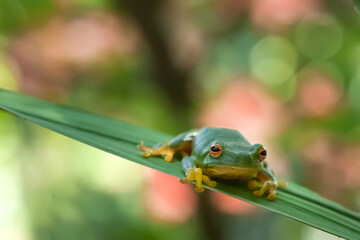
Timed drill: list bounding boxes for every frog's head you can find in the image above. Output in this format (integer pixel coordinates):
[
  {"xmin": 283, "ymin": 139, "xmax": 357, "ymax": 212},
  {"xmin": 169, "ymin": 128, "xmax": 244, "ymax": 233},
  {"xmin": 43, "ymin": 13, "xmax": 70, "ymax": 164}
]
[{"xmin": 200, "ymin": 142, "xmax": 267, "ymax": 179}]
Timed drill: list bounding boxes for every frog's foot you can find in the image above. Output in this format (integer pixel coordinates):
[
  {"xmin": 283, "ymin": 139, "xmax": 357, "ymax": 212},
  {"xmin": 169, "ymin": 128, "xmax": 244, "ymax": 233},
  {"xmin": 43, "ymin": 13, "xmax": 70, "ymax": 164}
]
[
  {"xmin": 278, "ymin": 180, "xmax": 287, "ymax": 188},
  {"xmin": 137, "ymin": 141, "xmax": 175, "ymax": 162},
  {"xmin": 247, "ymin": 180, "xmax": 262, "ymax": 189},
  {"xmin": 247, "ymin": 180, "xmax": 278, "ymax": 201},
  {"xmin": 180, "ymin": 168, "xmax": 217, "ymax": 192}
]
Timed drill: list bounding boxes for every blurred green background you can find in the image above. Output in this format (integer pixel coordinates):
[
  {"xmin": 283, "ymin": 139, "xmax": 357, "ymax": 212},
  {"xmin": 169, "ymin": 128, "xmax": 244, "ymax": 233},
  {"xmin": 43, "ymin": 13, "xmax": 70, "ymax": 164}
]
[{"xmin": 0, "ymin": 0, "xmax": 359, "ymax": 239}]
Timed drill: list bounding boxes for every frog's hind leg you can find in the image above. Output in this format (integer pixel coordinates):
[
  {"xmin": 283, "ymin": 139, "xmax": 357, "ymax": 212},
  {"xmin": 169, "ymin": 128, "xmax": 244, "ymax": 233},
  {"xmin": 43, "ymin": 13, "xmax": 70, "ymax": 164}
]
[
  {"xmin": 137, "ymin": 141, "xmax": 175, "ymax": 162},
  {"xmin": 180, "ymin": 156, "xmax": 217, "ymax": 192},
  {"xmin": 137, "ymin": 130, "xmax": 197, "ymax": 162},
  {"xmin": 247, "ymin": 167, "xmax": 285, "ymax": 201},
  {"xmin": 247, "ymin": 178, "xmax": 277, "ymax": 200},
  {"xmin": 137, "ymin": 137, "xmax": 193, "ymax": 162}
]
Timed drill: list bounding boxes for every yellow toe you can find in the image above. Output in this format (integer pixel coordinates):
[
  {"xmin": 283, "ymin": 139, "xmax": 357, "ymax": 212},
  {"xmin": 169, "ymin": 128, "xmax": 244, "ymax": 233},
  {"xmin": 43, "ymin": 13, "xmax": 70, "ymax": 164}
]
[
  {"xmin": 279, "ymin": 181, "xmax": 287, "ymax": 188},
  {"xmin": 248, "ymin": 180, "xmax": 262, "ymax": 189},
  {"xmin": 267, "ymin": 192, "xmax": 276, "ymax": 201},
  {"xmin": 253, "ymin": 190, "xmax": 263, "ymax": 197},
  {"xmin": 180, "ymin": 178, "xmax": 188, "ymax": 184},
  {"xmin": 195, "ymin": 187, "xmax": 205, "ymax": 193}
]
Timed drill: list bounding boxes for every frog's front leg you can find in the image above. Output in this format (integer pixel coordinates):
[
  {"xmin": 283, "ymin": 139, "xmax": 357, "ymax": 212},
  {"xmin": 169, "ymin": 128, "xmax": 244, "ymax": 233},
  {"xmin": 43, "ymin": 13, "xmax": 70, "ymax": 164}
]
[
  {"xmin": 247, "ymin": 167, "xmax": 286, "ymax": 201},
  {"xmin": 179, "ymin": 156, "xmax": 217, "ymax": 192}
]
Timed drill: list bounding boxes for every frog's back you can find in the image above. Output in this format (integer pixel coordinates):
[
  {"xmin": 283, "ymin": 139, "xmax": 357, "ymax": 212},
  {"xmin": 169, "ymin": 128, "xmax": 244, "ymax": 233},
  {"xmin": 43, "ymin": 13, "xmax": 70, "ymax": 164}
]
[{"xmin": 193, "ymin": 127, "xmax": 251, "ymax": 156}]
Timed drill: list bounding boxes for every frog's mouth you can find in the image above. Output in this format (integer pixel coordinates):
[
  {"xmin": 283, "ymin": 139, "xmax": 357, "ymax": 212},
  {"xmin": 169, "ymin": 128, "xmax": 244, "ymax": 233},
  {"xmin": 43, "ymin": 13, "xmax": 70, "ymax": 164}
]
[{"xmin": 204, "ymin": 166, "xmax": 260, "ymax": 180}]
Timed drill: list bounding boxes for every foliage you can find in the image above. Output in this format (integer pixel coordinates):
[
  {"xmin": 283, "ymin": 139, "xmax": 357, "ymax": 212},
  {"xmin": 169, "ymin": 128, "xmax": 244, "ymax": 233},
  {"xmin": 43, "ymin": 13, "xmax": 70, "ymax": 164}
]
[{"xmin": 1, "ymin": 88, "xmax": 359, "ymax": 239}]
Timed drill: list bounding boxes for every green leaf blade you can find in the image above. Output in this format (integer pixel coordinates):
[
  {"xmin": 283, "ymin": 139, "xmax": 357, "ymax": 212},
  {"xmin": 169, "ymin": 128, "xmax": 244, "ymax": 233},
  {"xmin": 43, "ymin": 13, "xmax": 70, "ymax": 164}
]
[{"xmin": 1, "ymin": 88, "xmax": 359, "ymax": 239}]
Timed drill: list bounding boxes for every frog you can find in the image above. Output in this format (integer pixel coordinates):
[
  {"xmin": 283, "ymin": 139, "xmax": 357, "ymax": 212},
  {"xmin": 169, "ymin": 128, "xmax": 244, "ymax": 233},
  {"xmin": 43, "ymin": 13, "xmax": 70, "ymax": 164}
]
[{"xmin": 137, "ymin": 127, "xmax": 286, "ymax": 201}]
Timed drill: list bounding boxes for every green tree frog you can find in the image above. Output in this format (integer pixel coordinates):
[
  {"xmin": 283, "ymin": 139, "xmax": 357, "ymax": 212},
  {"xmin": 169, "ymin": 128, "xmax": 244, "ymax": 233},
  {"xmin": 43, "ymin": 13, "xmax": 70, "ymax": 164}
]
[{"xmin": 138, "ymin": 127, "xmax": 286, "ymax": 201}]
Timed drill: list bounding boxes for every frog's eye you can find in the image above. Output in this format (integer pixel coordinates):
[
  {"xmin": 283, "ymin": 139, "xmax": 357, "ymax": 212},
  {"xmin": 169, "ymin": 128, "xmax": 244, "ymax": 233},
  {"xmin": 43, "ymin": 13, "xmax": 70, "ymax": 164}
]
[
  {"xmin": 259, "ymin": 147, "xmax": 267, "ymax": 161},
  {"xmin": 210, "ymin": 143, "xmax": 222, "ymax": 158}
]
